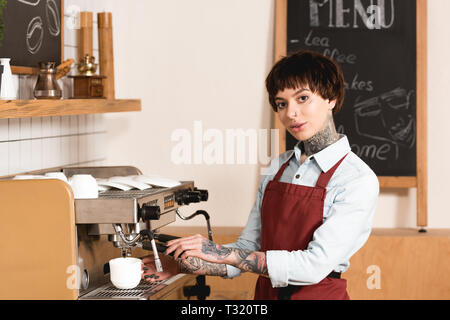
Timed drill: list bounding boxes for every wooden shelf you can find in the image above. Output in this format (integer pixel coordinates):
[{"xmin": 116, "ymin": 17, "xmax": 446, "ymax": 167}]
[
  {"xmin": 378, "ymin": 176, "xmax": 417, "ymax": 188},
  {"xmin": 0, "ymin": 99, "xmax": 141, "ymax": 119}
]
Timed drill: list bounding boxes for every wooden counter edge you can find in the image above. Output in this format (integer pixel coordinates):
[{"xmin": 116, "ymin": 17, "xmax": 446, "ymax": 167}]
[{"xmin": 162, "ymin": 226, "xmax": 450, "ymax": 238}]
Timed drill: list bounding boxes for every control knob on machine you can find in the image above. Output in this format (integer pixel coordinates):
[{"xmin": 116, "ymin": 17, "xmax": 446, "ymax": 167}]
[
  {"xmin": 194, "ymin": 188, "xmax": 208, "ymax": 201},
  {"xmin": 139, "ymin": 204, "xmax": 161, "ymax": 221},
  {"xmin": 175, "ymin": 188, "xmax": 209, "ymax": 205},
  {"xmin": 176, "ymin": 191, "xmax": 201, "ymax": 205},
  {"xmin": 182, "ymin": 191, "xmax": 201, "ymax": 205}
]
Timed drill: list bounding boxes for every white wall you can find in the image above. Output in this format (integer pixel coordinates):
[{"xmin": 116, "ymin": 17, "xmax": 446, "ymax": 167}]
[
  {"xmin": 84, "ymin": 0, "xmax": 450, "ymax": 228},
  {"xmin": 99, "ymin": 0, "xmax": 276, "ymax": 227},
  {"xmin": 3, "ymin": 0, "xmax": 448, "ymax": 229},
  {"xmin": 100, "ymin": 0, "xmax": 450, "ymax": 229},
  {"xmin": 426, "ymin": 0, "xmax": 450, "ymax": 228}
]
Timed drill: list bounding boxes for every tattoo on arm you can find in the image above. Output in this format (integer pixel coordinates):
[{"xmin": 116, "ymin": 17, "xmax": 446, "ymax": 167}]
[
  {"xmin": 231, "ymin": 249, "xmax": 269, "ymax": 277},
  {"xmin": 201, "ymin": 239, "xmax": 232, "ymax": 258},
  {"xmin": 197, "ymin": 239, "xmax": 269, "ymax": 277},
  {"xmin": 178, "ymin": 257, "xmax": 227, "ymax": 276}
]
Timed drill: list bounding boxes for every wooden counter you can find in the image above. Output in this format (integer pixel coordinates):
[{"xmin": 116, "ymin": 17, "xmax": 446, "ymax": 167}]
[
  {"xmin": 344, "ymin": 228, "xmax": 450, "ymax": 300},
  {"xmin": 161, "ymin": 227, "xmax": 450, "ymax": 300}
]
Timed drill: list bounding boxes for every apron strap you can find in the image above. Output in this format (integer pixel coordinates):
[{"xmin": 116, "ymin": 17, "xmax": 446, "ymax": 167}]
[
  {"xmin": 273, "ymin": 152, "xmax": 348, "ymax": 187},
  {"xmin": 273, "ymin": 154, "xmax": 293, "ymax": 182},
  {"xmin": 315, "ymin": 154, "xmax": 348, "ymax": 188}
]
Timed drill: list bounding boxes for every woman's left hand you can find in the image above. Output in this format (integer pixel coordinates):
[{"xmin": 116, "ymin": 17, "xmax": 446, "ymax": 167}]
[
  {"xmin": 141, "ymin": 254, "xmax": 179, "ymax": 282},
  {"xmin": 165, "ymin": 234, "xmax": 232, "ymax": 264}
]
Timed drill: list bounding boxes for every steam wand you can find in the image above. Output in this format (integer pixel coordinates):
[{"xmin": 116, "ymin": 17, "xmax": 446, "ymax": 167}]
[
  {"xmin": 176, "ymin": 209, "xmax": 213, "ymax": 241},
  {"xmin": 175, "ymin": 209, "xmax": 213, "ymax": 300},
  {"xmin": 140, "ymin": 209, "xmax": 214, "ymax": 299},
  {"xmin": 139, "ymin": 229, "xmax": 163, "ymax": 273}
]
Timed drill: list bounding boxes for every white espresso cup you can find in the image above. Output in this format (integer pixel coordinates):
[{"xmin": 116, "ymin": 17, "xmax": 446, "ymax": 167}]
[
  {"xmin": 45, "ymin": 172, "xmax": 68, "ymax": 183},
  {"xmin": 69, "ymin": 174, "xmax": 98, "ymax": 199},
  {"xmin": 12, "ymin": 175, "xmax": 39, "ymax": 180},
  {"xmin": 109, "ymin": 257, "xmax": 143, "ymax": 289}
]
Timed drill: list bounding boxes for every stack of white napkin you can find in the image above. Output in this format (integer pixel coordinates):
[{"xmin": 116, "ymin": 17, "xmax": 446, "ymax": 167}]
[{"xmin": 96, "ymin": 175, "xmax": 181, "ymax": 191}]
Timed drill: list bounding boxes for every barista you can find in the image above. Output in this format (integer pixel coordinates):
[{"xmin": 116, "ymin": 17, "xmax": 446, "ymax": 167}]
[{"xmin": 142, "ymin": 50, "xmax": 379, "ymax": 300}]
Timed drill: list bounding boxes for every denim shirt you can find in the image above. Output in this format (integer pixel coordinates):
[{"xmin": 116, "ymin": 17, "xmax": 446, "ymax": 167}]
[{"xmin": 224, "ymin": 135, "xmax": 379, "ymax": 287}]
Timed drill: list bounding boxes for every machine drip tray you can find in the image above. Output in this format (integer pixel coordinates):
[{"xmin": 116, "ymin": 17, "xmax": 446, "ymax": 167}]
[{"xmin": 79, "ymin": 280, "xmax": 166, "ymax": 300}]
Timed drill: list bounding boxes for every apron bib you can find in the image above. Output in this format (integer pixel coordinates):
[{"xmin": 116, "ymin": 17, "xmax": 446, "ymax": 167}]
[{"xmin": 254, "ymin": 153, "xmax": 349, "ymax": 300}]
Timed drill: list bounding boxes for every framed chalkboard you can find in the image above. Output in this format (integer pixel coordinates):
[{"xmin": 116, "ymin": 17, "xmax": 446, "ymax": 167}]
[
  {"xmin": 273, "ymin": 0, "xmax": 428, "ymax": 227},
  {"xmin": 0, "ymin": 0, "xmax": 64, "ymax": 74}
]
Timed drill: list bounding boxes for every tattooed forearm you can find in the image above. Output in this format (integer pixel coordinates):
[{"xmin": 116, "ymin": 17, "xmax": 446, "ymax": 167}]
[
  {"xmin": 197, "ymin": 239, "xmax": 268, "ymax": 277},
  {"xmin": 230, "ymin": 249, "xmax": 269, "ymax": 277},
  {"xmin": 178, "ymin": 257, "xmax": 227, "ymax": 276},
  {"xmin": 201, "ymin": 239, "xmax": 233, "ymax": 258}
]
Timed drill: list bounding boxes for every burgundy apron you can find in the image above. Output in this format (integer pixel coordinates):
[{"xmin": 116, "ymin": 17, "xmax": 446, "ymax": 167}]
[{"xmin": 254, "ymin": 153, "xmax": 350, "ymax": 300}]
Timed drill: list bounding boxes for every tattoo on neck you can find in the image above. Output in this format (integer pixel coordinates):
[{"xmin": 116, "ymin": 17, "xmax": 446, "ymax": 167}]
[{"xmin": 303, "ymin": 114, "xmax": 339, "ymax": 156}]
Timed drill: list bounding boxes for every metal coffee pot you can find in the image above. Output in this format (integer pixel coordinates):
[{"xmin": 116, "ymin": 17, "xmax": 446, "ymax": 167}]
[
  {"xmin": 34, "ymin": 61, "xmax": 62, "ymax": 99},
  {"xmin": 77, "ymin": 54, "xmax": 98, "ymax": 76}
]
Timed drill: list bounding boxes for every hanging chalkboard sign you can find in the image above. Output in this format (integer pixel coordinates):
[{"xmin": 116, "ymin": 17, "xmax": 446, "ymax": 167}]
[
  {"xmin": 0, "ymin": 0, "xmax": 63, "ymax": 74},
  {"xmin": 285, "ymin": 0, "xmax": 416, "ymax": 176},
  {"xmin": 273, "ymin": 0, "xmax": 428, "ymax": 227}
]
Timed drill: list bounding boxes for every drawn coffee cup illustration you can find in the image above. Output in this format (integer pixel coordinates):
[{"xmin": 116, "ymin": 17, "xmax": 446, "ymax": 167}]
[{"xmin": 354, "ymin": 88, "xmax": 416, "ymax": 156}]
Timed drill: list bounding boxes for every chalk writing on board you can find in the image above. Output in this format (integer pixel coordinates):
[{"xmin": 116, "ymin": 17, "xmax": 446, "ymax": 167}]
[
  {"xmin": 309, "ymin": 0, "xmax": 395, "ymax": 29},
  {"xmin": 287, "ymin": 0, "xmax": 416, "ymax": 176},
  {"xmin": 303, "ymin": 29, "xmax": 358, "ymax": 64},
  {"xmin": 299, "ymin": 28, "xmax": 375, "ymax": 92},
  {"xmin": 336, "ymin": 125, "xmax": 393, "ymax": 161}
]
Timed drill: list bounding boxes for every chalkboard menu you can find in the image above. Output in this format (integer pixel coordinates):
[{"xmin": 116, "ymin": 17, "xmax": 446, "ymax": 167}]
[
  {"xmin": 286, "ymin": 0, "xmax": 416, "ymax": 177},
  {"xmin": 0, "ymin": 0, "xmax": 62, "ymax": 69}
]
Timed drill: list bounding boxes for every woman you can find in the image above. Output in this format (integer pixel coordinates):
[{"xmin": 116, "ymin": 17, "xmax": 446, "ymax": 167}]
[{"xmin": 142, "ymin": 50, "xmax": 379, "ymax": 300}]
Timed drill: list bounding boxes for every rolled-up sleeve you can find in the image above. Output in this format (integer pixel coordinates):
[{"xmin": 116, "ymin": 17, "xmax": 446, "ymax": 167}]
[
  {"xmin": 222, "ymin": 199, "xmax": 261, "ymax": 278},
  {"xmin": 221, "ymin": 173, "xmax": 267, "ymax": 279},
  {"xmin": 266, "ymin": 172, "xmax": 379, "ymax": 287}
]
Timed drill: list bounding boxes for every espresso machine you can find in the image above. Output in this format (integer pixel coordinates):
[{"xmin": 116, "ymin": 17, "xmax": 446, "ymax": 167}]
[{"xmin": 0, "ymin": 166, "xmax": 211, "ymax": 300}]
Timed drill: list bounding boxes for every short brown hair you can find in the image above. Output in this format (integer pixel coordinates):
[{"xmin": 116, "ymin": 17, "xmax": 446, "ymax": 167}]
[{"xmin": 266, "ymin": 50, "xmax": 345, "ymax": 115}]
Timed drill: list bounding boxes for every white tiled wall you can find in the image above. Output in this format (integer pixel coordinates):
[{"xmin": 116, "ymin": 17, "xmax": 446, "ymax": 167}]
[
  {"xmin": 0, "ymin": 1, "xmax": 110, "ymax": 177},
  {"xmin": 0, "ymin": 115, "xmax": 106, "ymax": 176}
]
